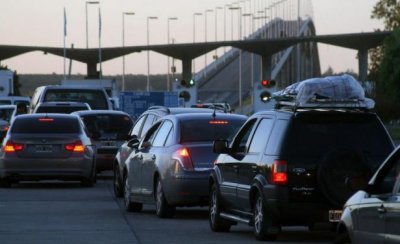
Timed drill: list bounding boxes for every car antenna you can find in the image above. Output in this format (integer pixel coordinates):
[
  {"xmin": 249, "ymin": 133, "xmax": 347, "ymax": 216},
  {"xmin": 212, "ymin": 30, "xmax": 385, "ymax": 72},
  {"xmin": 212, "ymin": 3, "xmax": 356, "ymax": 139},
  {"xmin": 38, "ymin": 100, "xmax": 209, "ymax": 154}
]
[{"xmin": 212, "ymin": 107, "xmax": 216, "ymax": 120}]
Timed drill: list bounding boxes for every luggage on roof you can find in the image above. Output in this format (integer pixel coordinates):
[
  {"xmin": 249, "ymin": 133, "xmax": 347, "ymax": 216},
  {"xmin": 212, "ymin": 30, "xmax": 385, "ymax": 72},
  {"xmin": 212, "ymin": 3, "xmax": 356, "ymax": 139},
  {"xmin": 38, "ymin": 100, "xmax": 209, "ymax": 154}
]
[{"xmin": 273, "ymin": 74, "xmax": 375, "ymax": 109}]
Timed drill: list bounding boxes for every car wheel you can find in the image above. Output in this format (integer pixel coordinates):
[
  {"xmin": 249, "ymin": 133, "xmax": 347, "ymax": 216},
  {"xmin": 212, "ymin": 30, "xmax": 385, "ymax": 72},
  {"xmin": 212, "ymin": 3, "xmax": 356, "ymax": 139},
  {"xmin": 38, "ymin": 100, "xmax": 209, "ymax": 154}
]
[
  {"xmin": 0, "ymin": 178, "xmax": 12, "ymax": 188},
  {"xmin": 335, "ymin": 231, "xmax": 351, "ymax": 244},
  {"xmin": 253, "ymin": 193, "xmax": 277, "ymax": 241},
  {"xmin": 155, "ymin": 178, "xmax": 175, "ymax": 218},
  {"xmin": 209, "ymin": 184, "xmax": 231, "ymax": 232},
  {"xmin": 81, "ymin": 167, "xmax": 96, "ymax": 187},
  {"xmin": 123, "ymin": 176, "xmax": 143, "ymax": 212},
  {"xmin": 113, "ymin": 164, "xmax": 124, "ymax": 198}
]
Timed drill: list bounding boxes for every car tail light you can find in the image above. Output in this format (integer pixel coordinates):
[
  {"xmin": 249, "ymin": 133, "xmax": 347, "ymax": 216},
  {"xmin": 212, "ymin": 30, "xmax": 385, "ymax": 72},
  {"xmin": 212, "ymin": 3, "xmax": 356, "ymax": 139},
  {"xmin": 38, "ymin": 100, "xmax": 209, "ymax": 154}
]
[
  {"xmin": 65, "ymin": 141, "xmax": 85, "ymax": 152},
  {"xmin": 38, "ymin": 118, "xmax": 54, "ymax": 122},
  {"xmin": 209, "ymin": 120, "xmax": 229, "ymax": 125},
  {"xmin": 172, "ymin": 148, "xmax": 194, "ymax": 171},
  {"xmin": 271, "ymin": 160, "xmax": 288, "ymax": 185},
  {"xmin": 3, "ymin": 140, "xmax": 24, "ymax": 153}
]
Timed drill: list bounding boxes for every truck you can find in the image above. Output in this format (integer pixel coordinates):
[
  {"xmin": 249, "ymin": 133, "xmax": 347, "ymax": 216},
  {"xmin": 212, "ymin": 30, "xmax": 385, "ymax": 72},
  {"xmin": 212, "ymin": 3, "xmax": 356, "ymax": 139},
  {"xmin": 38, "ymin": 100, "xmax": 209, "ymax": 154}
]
[
  {"xmin": 60, "ymin": 79, "xmax": 119, "ymax": 109},
  {"xmin": 0, "ymin": 69, "xmax": 14, "ymax": 96}
]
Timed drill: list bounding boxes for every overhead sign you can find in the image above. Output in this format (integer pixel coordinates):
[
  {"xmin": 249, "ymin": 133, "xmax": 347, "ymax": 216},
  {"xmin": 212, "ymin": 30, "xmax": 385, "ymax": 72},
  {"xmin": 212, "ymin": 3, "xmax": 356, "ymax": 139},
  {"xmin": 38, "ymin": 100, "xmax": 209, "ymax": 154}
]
[{"xmin": 119, "ymin": 91, "xmax": 179, "ymax": 119}]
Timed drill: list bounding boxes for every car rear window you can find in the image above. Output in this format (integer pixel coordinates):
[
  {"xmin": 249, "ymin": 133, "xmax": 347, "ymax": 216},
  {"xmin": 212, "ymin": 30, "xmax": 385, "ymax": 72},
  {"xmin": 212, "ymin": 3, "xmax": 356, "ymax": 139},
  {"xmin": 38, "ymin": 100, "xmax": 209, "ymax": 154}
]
[
  {"xmin": 44, "ymin": 89, "xmax": 108, "ymax": 110},
  {"xmin": 284, "ymin": 112, "xmax": 393, "ymax": 157},
  {"xmin": 0, "ymin": 108, "xmax": 15, "ymax": 122},
  {"xmin": 36, "ymin": 106, "xmax": 89, "ymax": 114},
  {"xmin": 80, "ymin": 114, "xmax": 133, "ymax": 138},
  {"xmin": 11, "ymin": 117, "xmax": 81, "ymax": 134},
  {"xmin": 180, "ymin": 118, "xmax": 245, "ymax": 143}
]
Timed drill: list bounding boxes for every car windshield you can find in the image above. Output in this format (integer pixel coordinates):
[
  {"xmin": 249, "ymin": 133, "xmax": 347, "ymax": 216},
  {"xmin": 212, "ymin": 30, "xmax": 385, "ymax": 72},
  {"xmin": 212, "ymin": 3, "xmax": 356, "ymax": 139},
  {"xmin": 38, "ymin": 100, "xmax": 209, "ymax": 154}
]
[
  {"xmin": 44, "ymin": 89, "xmax": 108, "ymax": 110},
  {"xmin": 81, "ymin": 114, "xmax": 133, "ymax": 139},
  {"xmin": 11, "ymin": 117, "xmax": 80, "ymax": 134},
  {"xmin": 180, "ymin": 117, "xmax": 245, "ymax": 143}
]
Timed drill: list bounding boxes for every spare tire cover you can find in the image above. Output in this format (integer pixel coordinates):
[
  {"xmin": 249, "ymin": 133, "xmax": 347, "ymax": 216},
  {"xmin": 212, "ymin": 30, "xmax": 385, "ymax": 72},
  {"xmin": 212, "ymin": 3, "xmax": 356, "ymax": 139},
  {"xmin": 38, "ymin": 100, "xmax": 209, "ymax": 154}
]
[{"xmin": 317, "ymin": 150, "xmax": 371, "ymax": 207}]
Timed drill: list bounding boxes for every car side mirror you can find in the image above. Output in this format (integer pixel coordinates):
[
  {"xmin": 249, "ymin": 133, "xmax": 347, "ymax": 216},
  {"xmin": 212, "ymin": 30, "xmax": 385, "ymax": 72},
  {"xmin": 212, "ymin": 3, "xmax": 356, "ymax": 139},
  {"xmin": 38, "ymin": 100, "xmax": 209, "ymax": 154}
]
[
  {"xmin": 213, "ymin": 139, "xmax": 229, "ymax": 154},
  {"xmin": 127, "ymin": 138, "xmax": 140, "ymax": 149}
]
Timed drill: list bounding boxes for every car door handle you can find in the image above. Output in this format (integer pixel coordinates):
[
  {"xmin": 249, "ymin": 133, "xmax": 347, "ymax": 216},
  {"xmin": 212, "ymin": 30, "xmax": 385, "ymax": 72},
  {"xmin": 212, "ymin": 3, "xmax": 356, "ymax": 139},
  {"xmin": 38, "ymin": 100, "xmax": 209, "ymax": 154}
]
[{"xmin": 377, "ymin": 205, "xmax": 386, "ymax": 214}]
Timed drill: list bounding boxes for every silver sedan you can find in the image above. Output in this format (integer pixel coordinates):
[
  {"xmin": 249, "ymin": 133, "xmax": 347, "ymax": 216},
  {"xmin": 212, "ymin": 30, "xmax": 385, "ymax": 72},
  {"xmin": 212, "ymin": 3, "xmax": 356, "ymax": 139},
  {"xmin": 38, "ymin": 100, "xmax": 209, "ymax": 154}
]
[{"xmin": 0, "ymin": 113, "xmax": 96, "ymax": 187}]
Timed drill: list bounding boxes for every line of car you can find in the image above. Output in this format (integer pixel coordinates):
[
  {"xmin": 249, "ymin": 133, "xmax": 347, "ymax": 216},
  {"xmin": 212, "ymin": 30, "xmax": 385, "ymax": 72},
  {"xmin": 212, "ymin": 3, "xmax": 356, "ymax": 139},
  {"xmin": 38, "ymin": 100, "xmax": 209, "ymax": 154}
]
[{"xmin": 0, "ymin": 78, "xmax": 399, "ymax": 242}]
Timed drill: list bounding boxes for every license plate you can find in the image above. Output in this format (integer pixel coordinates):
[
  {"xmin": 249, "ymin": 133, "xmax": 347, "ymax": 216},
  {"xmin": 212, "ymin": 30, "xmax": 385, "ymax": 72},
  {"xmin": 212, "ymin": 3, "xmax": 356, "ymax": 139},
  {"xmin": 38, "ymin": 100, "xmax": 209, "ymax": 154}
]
[
  {"xmin": 329, "ymin": 210, "xmax": 342, "ymax": 222},
  {"xmin": 35, "ymin": 145, "xmax": 53, "ymax": 152},
  {"xmin": 101, "ymin": 141, "xmax": 116, "ymax": 147}
]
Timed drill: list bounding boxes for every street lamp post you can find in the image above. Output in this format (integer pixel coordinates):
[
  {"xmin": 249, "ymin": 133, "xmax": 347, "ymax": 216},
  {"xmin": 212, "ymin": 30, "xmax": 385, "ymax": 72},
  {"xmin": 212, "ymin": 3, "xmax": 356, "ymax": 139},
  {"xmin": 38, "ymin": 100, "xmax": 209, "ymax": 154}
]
[
  {"xmin": 192, "ymin": 12, "xmax": 202, "ymax": 75},
  {"xmin": 122, "ymin": 12, "xmax": 134, "ymax": 92},
  {"xmin": 204, "ymin": 9, "xmax": 213, "ymax": 78},
  {"xmin": 147, "ymin": 16, "xmax": 158, "ymax": 92},
  {"xmin": 229, "ymin": 6, "xmax": 242, "ymax": 108},
  {"xmin": 214, "ymin": 7, "xmax": 223, "ymax": 61},
  {"xmin": 167, "ymin": 17, "xmax": 178, "ymax": 91},
  {"xmin": 85, "ymin": 1, "xmax": 99, "ymax": 49}
]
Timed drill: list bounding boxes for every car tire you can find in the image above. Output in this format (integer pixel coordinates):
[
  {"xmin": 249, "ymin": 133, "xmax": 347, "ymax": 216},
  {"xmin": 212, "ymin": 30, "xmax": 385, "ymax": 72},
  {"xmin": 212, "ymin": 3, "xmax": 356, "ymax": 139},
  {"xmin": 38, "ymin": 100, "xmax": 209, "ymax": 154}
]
[
  {"xmin": 81, "ymin": 163, "xmax": 96, "ymax": 187},
  {"xmin": 253, "ymin": 193, "xmax": 277, "ymax": 241},
  {"xmin": 113, "ymin": 164, "xmax": 124, "ymax": 198},
  {"xmin": 123, "ymin": 176, "xmax": 143, "ymax": 212},
  {"xmin": 209, "ymin": 184, "xmax": 231, "ymax": 232},
  {"xmin": 0, "ymin": 178, "xmax": 12, "ymax": 188},
  {"xmin": 155, "ymin": 178, "xmax": 175, "ymax": 218},
  {"xmin": 335, "ymin": 231, "xmax": 351, "ymax": 244}
]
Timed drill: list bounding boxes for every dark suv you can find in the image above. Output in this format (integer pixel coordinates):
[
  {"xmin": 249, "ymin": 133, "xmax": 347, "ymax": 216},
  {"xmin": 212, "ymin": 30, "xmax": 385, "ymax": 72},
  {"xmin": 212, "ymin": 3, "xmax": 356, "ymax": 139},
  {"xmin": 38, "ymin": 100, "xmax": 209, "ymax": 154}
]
[
  {"xmin": 113, "ymin": 106, "xmax": 223, "ymax": 197},
  {"xmin": 209, "ymin": 108, "xmax": 395, "ymax": 240}
]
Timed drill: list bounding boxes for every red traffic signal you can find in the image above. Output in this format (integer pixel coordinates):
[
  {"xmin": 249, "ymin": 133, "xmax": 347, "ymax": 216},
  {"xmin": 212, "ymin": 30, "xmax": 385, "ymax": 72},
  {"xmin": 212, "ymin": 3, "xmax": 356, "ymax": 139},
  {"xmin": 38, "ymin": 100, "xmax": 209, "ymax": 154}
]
[{"xmin": 261, "ymin": 79, "xmax": 276, "ymax": 88}]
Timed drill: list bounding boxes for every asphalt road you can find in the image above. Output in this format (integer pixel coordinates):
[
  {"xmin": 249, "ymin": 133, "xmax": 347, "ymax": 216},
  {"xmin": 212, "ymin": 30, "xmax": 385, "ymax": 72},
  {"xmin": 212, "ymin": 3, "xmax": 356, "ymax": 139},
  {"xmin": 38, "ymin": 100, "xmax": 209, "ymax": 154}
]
[{"xmin": 0, "ymin": 177, "xmax": 336, "ymax": 244}]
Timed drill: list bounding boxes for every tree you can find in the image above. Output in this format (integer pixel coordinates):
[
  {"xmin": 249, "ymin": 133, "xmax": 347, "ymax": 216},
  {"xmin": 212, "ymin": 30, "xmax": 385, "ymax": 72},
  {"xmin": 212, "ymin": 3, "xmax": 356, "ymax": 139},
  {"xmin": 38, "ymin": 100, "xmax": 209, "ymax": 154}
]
[{"xmin": 369, "ymin": 1, "xmax": 400, "ymax": 121}]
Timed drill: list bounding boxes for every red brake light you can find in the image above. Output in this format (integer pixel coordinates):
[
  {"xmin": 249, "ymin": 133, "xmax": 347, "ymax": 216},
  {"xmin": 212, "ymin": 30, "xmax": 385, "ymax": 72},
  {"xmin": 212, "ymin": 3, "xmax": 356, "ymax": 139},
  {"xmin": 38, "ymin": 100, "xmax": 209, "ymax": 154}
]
[
  {"xmin": 173, "ymin": 148, "xmax": 194, "ymax": 171},
  {"xmin": 271, "ymin": 160, "xmax": 287, "ymax": 185},
  {"xmin": 3, "ymin": 140, "xmax": 24, "ymax": 153},
  {"xmin": 38, "ymin": 118, "xmax": 54, "ymax": 122},
  {"xmin": 65, "ymin": 141, "xmax": 85, "ymax": 152},
  {"xmin": 209, "ymin": 120, "xmax": 229, "ymax": 125}
]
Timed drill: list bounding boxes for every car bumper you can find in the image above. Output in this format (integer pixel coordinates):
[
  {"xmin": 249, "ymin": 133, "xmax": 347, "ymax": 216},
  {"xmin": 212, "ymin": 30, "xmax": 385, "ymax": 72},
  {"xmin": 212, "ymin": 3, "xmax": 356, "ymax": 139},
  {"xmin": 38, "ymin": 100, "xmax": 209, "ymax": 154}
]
[
  {"xmin": 0, "ymin": 157, "xmax": 94, "ymax": 180},
  {"xmin": 163, "ymin": 170, "xmax": 211, "ymax": 206},
  {"xmin": 262, "ymin": 185, "xmax": 334, "ymax": 225}
]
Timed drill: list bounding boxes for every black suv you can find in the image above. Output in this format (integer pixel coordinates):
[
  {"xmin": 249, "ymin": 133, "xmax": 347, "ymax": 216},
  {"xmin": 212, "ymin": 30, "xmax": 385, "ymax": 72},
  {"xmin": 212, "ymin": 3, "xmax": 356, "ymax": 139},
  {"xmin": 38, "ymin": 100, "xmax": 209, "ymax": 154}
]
[
  {"xmin": 209, "ymin": 108, "xmax": 395, "ymax": 240},
  {"xmin": 113, "ymin": 106, "xmax": 223, "ymax": 197}
]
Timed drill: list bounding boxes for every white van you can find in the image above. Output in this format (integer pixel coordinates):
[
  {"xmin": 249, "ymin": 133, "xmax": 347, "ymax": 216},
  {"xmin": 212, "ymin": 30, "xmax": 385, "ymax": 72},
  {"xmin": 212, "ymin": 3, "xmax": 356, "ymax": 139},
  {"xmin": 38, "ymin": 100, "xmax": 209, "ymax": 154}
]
[{"xmin": 30, "ymin": 85, "xmax": 112, "ymax": 113}]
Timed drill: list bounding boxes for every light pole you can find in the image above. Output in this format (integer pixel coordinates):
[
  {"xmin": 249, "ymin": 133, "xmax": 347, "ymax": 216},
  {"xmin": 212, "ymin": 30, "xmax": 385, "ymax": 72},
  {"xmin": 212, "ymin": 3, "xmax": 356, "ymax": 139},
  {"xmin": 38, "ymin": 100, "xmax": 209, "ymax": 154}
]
[
  {"xmin": 122, "ymin": 12, "xmax": 134, "ymax": 91},
  {"xmin": 214, "ymin": 7, "xmax": 223, "ymax": 60},
  {"xmin": 204, "ymin": 9, "xmax": 213, "ymax": 78},
  {"xmin": 193, "ymin": 12, "xmax": 202, "ymax": 75},
  {"xmin": 229, "ymin": 6, "xmax": 243, "ymax": 108},
  {"xmin": 147, "ymin": 16, "xmax": 158, "ymax": 92},
  {"xmin": 85, "ymin": 1, "xmax": 99, "ymax": 49},
  {"xmin": 167, "ymin": 17, "xmax": 178, "ymax": 91}
]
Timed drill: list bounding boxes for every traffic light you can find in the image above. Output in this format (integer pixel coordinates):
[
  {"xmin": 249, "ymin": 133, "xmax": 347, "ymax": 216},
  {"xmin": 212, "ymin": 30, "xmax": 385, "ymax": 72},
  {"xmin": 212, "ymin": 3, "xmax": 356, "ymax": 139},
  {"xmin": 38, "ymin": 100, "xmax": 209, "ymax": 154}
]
[
  {"xmin": 188, "ymin": 79, "xmax": 195, "ymax": 87},
  {"xmin": 261, "ymin": 79, "xmax": 276, "ymax": 88},
  {"xmin": 260, "ymin": 91, "xmax": 272, "ymax": 103},
  {"xmin": 180, "ymin": 79, "xmax": 188, "ymax": 87},
  {"xmin": 179, "ymin": 90, "xmax": 191, "ymax": 102}
]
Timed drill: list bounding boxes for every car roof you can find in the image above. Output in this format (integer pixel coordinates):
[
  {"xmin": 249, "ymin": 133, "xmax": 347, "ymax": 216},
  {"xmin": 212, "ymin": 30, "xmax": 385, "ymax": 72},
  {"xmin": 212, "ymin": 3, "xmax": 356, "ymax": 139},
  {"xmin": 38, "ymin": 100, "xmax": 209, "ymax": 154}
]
[
  {"xmin": 15, "ymin": 113, "xmax": 79, "ymax": 119},
  {"xmin": 162, "ymin": 112, "xmax": 247, "ymax": 121},
  {"xmin": 43, "ymin": 85, "xmax": 107, "ymax": 91},
  {"xmin": 0, "ymin": 105, "xmax": 16, "ymax": 109},
  {"xmin": 72, "ymin": 110, "xmax": 130, "ymax": 116}
]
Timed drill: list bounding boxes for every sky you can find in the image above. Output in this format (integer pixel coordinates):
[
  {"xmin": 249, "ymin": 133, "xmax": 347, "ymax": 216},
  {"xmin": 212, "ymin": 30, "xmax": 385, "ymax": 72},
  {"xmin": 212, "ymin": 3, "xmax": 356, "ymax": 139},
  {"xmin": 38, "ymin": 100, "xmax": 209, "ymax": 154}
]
[{"xmin": 0, "ymin": 0, "xmax": 384, "ymax": 76}]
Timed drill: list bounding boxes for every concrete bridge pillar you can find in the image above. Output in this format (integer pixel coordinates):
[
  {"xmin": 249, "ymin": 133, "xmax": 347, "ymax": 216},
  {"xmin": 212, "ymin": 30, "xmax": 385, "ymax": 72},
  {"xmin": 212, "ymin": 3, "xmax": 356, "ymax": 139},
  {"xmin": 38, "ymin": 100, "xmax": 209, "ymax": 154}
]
[
  {"xmin": 86, "ymin": 62, "xmax": 98, "ymax": 78},
  {"xmin": 358, "ymin": 49, "xmax": 368, "ymax": 81},
  {"xmin": 181, "ymin": 59, "xmax": 193, "ymax": 82}
]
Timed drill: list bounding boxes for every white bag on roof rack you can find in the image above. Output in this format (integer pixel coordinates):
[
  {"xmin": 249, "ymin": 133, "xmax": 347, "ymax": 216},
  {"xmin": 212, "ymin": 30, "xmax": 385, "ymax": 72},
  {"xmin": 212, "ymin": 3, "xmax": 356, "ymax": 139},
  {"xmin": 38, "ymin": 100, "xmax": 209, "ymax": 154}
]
[{"xmin": 273, "ymin": 74, "xmax": 375, "ymax": 109}]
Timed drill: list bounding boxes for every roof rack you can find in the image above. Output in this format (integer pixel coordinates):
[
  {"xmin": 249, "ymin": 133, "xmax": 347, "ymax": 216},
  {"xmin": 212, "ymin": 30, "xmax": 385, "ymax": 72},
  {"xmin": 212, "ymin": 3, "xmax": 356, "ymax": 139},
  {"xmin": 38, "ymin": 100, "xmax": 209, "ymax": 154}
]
[{"xmin": 273, "ymin": 74, "xmax": 375, "ymax": 111}]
